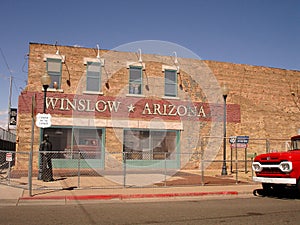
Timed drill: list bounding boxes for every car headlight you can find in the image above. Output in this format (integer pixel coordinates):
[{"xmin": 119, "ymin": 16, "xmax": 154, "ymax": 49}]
[
  {"xmin": 252, "ymin": 162, "xmax": 262, "ymax": 172},
  {"xmin": 279, "ymin": 161, "xmax": 292, "ymax": 172}
]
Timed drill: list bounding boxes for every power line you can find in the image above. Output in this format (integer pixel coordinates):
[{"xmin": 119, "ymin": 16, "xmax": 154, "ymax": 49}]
[
  {"xmin": 0, "ymin": 47, "xmax": 27, "ymax": 106},
  {"xmin": 13, "ymin": 78, "xmax": 23, "ymax": 98},
  {"xmin": 0, "ymin": 47, "xmax": 14, "ymax": 132},
  {"xmin": 22, "ymin": 53, "xmax": 29, "ymax": 73},
  {"xmin": 0, "ymin": 47, "xmax": 13, "ymax": 77}
]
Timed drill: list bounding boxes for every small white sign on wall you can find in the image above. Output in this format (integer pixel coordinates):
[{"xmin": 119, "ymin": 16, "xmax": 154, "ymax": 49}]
[{"xmin": 36, "ymin": 113, "xmax": 52, "ymax": 128}]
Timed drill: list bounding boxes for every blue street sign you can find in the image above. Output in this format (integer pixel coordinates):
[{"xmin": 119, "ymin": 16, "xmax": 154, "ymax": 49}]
[{"xmin": 236, "ymin": 136, "xmax": 249, "ymax": 144}]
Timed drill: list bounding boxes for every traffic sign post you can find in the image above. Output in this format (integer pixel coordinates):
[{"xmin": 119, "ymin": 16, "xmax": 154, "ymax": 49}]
[
  {"xmin": 6, "ymin": 152, "xmax": 13, "ymax": 184},
  {"xmin": 229, "ymin": 136, "xmax": 250, "ymax": 173},
  {"xmin": 6, "ymin": 152, "xmax": 12, "ymax": 162},
  {"xmin": 236, "ymin": 136, "xmax": 249, "ymax": 173},
  {"xmin": 229, "ymin": 136, "xmax": 236, "ymax": 173}
]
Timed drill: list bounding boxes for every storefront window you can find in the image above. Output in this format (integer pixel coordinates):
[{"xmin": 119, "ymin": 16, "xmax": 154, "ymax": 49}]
[
  {"xmin": 44, "ymin": 127, "xmax": 103, "ymax": 159},
  {"xmin": 123, "ymin": 129, "xmax": 177, "ymax": 160}
]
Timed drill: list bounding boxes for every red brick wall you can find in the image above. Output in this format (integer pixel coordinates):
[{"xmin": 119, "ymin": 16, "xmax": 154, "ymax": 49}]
[{"xmin": 15, "ymin": 43, "xmax": 300, "ymax": 170}]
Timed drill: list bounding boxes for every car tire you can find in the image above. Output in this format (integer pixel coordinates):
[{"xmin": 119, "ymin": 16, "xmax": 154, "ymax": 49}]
[
  {"xmin": 262, "ymin": 183, "xmax": 272, "ymax": 192},
  {"xmin": 297, "ymin": 179, "xmax": 300, "ymax": 193}
]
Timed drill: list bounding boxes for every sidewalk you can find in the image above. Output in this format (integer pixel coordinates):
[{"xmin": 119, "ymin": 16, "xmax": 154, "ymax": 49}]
[
  {"xmin": 0, "ymin": 183, "xmax": 261, "ymax": 206},
  {"xmin": 0, "ymin": 185, "xmax": 24, "ymax": 206},
  {"xmin": 0, "ymin": 169, "xmax": 262, "ymax": 205}
]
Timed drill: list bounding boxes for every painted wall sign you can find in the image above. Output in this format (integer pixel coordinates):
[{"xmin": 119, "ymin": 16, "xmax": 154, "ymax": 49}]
[{"xmin": 18, "ymin": 92, "xmax": 241, "ymax": 123}]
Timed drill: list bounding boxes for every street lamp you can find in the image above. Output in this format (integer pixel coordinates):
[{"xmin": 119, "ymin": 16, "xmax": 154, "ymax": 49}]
[
  {"xmin": 38, "ymin": 72, "xmax": 51, "ymax": 180},
  {"xmin": 41, "ymin": 72, "xmax": 51, "ymax": 113},
  {"xmin": 221, "ymin": 84, "xmax": 229, "ymax": 176}
]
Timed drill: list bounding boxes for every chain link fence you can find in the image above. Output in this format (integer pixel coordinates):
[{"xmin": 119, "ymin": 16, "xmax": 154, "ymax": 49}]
[{"xmin": 0, "ymin": 137, "xmax": 291, "ymax": 194}]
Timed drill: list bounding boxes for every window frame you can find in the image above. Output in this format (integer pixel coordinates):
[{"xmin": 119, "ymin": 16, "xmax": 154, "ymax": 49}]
[
  {"xmin": 164, "ymin": 69, "xmax": 178, "ymax": 97},
  {"xmin": 86, "ymin": 61, "xmax": 102, "ymax": 92},
  {"xmin": 129, "ymin": 66, "xmax": 143, "ymax": 95},
  {"xmin": 43, "ymin": 126, "xmax": 106, "ymax": 168},
  {"xmin": 123, "ymin": 128, "xmax": 179, "ymax": 161},
  {"xmin": 46, "ymin": 58, "xmax": 62, "ymax": 89}
]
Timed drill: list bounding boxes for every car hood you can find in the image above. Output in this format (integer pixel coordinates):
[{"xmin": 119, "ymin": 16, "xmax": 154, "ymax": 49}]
[{"xmin": 255, "ymin": 150, "xmax": 300, "ymax": 162}]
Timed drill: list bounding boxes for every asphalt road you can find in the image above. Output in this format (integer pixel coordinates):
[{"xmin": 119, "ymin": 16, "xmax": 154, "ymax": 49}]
[{"xmin": 0, "ymin": 196, "xmax": 300, "ymax": 225}]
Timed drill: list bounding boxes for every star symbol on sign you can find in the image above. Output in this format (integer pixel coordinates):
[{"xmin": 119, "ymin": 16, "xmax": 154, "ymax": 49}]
[{"xmin": 128, "ymin": 104, "xmax": 135, "ymax": 113}]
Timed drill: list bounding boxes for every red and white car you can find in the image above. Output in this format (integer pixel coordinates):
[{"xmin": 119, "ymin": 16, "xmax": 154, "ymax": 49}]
[{"xmin": 252, "ymin": 135, "xmax": 300, "ymax": 192}]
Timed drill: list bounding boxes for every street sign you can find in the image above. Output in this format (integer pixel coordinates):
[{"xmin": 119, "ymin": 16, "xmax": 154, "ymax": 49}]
[
  {"xmin": 6, "ymin": 153, "xmax": 12, "ymax": 162},
  {"xmin": 231, "ymin": 143, "xmax": 247, "ymax": 148},
  {"xmin": 236, "ymin": 136, "xmax": 249, "ymax": 144},
  {"xmin": 229, "ymin": 136, "xmax": 237, "ymax": 144},
  {"xmin": 9, "ymin": 108, "xmax": 17, "ymax": 125},
  {"xmin": 36, "ymin": 113, "xmax": 52, "ymax": 128}
]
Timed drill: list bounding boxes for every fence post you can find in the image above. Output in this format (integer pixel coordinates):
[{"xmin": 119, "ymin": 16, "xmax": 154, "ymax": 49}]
[
  {"xmin": 230, "ymin": 145, "xmax": 233, "ymax": 173},
  {"xmin": 8, "ymin": 159, "xmax": 11, "ymax": 185},
  {"xmin": 164, "ymin": 152, "xmax": 167, "ymax": 187},
  {"xmin": 235, "ymin": 161, "xmax": 238, "ymax": 184},
  {"xmin": 251, "ymin": 156, "xmax": 254, "ymax": 178},
  {"xmin": 235, "ymin": 144, "xmax": 238, "ymax": 184},
  {"xmin": 77, "ymin": 152, "xmax": 81, "ymax": 188},
  {"xmin": 200, "ymin": 137, "xmax": 205, "ymax": 186},
  {"xmin": 245, "ymin": 146, "xmax": 248, "ymax": 173},
  {"xmin": 266, "ymin": 139, "xmax": 270, "ymax": 153},
  {"xmin": 123, "ymin": 152, "xmax": 126, "ymax": 188},
  {"xmin": 28, "ymin": 113, "xmax": 35, "ymax": 196},
  {"xmin": 28, "ymin": 150, "xmax": 33, "ymax": 196},
  {"xmin": 250, "ymin": 153, "xmax": 256, "ymax": 178}
]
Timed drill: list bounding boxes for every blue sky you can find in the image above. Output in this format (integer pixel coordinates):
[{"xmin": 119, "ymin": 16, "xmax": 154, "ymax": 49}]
[{"xmin": 0, "ymin": 0, "xmax": 299, "ymax": 129}]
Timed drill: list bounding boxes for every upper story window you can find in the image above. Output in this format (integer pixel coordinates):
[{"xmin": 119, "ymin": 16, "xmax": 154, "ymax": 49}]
[
  {"xmin": 164, "ymin": 69, "xmax": 177, "ymax": 97},
  {"xmin": 47, "ymin": 58, "xmax": 62, "ymax": 89},
  {"xmin": 86, "ymin": 61, "xmax": 101, "ymax": 92},
  {"xmin": 129, "ymin": 66, "xmax": 142, "ymax": 95},
  {"xmin": 44, "ymin": 54, "xmax": 65, "ymax": 90}
]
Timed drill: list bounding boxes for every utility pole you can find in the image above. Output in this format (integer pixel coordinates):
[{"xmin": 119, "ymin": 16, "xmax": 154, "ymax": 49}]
[{"xmin": 7, "ymin": 75, "xmax": 12, "ymax": 132}]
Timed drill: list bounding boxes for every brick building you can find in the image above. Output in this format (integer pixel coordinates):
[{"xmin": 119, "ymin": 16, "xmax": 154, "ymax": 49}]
[{"xmin": 16, "ymin": 43, "xmax": 300, "ymax": 171}]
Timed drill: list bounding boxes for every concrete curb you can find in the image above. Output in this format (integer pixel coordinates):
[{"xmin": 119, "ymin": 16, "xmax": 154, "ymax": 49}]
[{"xmin": 19, "ymin": 191, "xmax": 239, "ymax": 201}]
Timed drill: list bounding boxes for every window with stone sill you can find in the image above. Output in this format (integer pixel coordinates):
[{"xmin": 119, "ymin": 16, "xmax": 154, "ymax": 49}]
[
  {"xmin": 129, "ymin": 66, "xmax": 142, "ymax": 95},
  {"xmin": 46, "ymin": 58, "xmax": 62, "ymax": 89},
  {"xmin": 86, "ymin": 61, "xmax": 101, "ymax": 92},
  {"xmin": 164, "ymin": 69, "xmax": 178, "ymax": 97}
]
